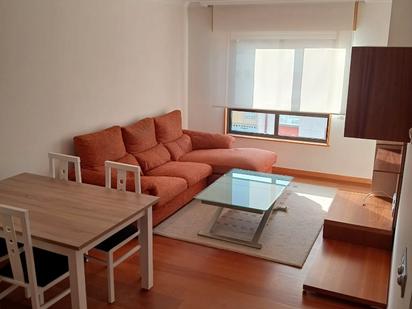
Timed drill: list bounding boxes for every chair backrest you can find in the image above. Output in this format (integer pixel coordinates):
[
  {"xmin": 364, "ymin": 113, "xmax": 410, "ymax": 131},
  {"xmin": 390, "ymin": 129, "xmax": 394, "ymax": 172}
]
[
  {"xmin": 0, "ymin": 204, "xmax": 40, "ymax": 307},
  {"xmin": 104, "ymin": 161, "xmax": 141, "ymax": 194},
  {"xmin": 48, "ymin": 152, "xmax": 82, "ymax": 183}
]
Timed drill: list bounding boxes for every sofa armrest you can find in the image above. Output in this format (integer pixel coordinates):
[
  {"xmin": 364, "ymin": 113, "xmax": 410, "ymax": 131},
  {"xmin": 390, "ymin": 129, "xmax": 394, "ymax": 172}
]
[
  {"xmin": 140, "ymin": 176, "xmax": 160, "ymax": 196},
  {"xmin": 183, "ymin": 129, "xmax": 235, "ymax": 150}
]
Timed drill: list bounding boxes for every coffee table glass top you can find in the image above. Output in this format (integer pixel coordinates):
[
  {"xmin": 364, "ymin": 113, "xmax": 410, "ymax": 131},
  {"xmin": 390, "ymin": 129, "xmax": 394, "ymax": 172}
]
[{"xmin": 195, "ymin": 169, "xmax": 293, "ymax": 213}]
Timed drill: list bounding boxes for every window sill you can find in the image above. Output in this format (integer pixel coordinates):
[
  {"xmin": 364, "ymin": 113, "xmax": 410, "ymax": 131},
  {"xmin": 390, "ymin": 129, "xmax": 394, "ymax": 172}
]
[{"xmin": 229, "ymin": 133, "xmax": 330, "ymax": 147}]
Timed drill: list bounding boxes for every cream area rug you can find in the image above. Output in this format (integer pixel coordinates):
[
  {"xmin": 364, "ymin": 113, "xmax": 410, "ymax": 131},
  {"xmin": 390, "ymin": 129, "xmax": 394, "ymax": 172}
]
[{"xmin": 154, "ymin": 182, "xmax": 336, "ymax": 268}]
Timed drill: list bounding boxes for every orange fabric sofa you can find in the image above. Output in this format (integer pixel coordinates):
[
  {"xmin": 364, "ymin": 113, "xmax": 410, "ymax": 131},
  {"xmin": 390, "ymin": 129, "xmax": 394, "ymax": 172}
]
[{"xmin": 73, "ymin": 110, "xmax": 277, "ymax": 226}]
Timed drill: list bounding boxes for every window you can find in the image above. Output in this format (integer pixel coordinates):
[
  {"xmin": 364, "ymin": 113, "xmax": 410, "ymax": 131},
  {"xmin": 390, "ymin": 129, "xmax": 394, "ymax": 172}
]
[
  {"xmin": 225, "ymin": 33, "xmax": 350, "ymax": 144},
  {"xmin": 226, "ymin": 108, "xmax": 330, "ymax": 145},
  {"xmin": 278, "ymin": 114, "xmax": 328, "ymax": 140},
  {"xmin": 230, "ymin": 110, "xmax": 275, "ymax": 136}
]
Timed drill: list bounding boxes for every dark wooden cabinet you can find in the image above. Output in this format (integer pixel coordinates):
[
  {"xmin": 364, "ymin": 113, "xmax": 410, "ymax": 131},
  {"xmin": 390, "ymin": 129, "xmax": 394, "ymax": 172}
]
[{"xmin": 344, "ymin": 47, "xmax": 412, "ymax": 143}]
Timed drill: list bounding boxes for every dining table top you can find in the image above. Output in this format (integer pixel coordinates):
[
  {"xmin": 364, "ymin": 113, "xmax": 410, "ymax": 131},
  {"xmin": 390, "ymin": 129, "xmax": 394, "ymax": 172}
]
[{"xmin": 0, "ymin": 173, "xmax": 159, "ymax": 251}]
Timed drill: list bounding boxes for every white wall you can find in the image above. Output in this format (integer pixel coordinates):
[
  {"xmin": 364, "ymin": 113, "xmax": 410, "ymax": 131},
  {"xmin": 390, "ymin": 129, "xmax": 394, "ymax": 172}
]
[
  {"xmin": 389, "ymin": 146, "xmax": 412, "ymax": 309},
  {"xmin": 388, "ymin": 0, "xmax": 412, "ymax": 46},
  {"xmin": 0, "ymin": 0, "xmax": 186, "ymax": 180},
  {"xmin": 188, "ymin": 3, "xmax": 392, "ymax": 179},
  {"xmin": 353, "ymin": 1, "xmax": 393, "ymax": 46},
  {"xmin": 212, "ymin": 3, "xmax": 355, "ymax": 31}
]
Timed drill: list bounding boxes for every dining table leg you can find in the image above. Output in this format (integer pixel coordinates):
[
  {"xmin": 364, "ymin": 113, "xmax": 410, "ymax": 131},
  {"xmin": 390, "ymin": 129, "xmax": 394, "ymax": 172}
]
[
  {"xmin": 68, "ymin": 250, "xmax": 88, "ymax": 309},
  {"xmin": 139, "ymin": 206, "xmax": 153, "ymax": 290}
]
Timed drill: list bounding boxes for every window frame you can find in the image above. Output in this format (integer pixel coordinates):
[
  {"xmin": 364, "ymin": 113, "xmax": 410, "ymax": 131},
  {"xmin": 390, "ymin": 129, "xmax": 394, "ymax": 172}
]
[{"xmin": 225, "ymin": 107, "xmax": 331, "ymax": 146}]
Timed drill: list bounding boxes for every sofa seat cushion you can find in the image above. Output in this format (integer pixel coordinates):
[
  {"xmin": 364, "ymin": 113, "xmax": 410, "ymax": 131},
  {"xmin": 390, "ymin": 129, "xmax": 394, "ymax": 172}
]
[
  {"xmin": 79, "ymin": 168, "xmax": 187, "ymax": 205},
  {"xmin": 73, "ymin": 126, "xmax": 127, "ymax": 171},
  {"xmin": 164, "ymin": 134, "xmax": 192, "ymax": 161},
  {"xmin": 141, "ymin": 176, "xmax": 187, "ymax": 206},
  {"xmin": 146, "ymin": 161, "xmax": 212, "ymax": 186},
  {"xmin": 179, "ymin": 148, "xmax": 277, "ymax": 174}
]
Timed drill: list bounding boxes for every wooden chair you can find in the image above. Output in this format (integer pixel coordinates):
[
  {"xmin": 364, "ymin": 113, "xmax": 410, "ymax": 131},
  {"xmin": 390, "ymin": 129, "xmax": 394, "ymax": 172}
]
[
  {"xmin": 89, "ymin": 161, "xmax": 141, "ymax": 303},
  {"xmin": 0, "ymin": 204, "xmax": 70, "ymax": 308},
  {"xmin": 48, "ymin": 152, "xmax": 82, "ymax": 183}
]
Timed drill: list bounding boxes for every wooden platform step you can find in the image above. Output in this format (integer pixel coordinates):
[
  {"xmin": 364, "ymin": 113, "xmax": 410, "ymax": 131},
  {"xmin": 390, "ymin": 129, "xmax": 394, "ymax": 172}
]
[
  {"xmin": 303, "ymin": 239, "xmax": 391, "ymax": 308},
  {"xmin": 323, "ymin": 190, "xmax": 393, "ymax": 250}
]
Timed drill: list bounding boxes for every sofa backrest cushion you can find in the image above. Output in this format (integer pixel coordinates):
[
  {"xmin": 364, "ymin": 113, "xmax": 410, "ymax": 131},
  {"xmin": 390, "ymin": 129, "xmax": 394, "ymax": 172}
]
[
  {"xmin": 134, "ymin": 143, "xmax": 171, "ymax": 172},
  {"xmin": 154, "ymin": 110, "xmax": 183, "ymax": 143},
  {"xmin": 73, "ymin": 126, "xmax": 127, "ymax": 170},
  {"xmin": 122, "ymin": 117, "xmax": 157, "ymax": 154},
  {"xmin": 164, "ymin": 134, "xmax": 192, "ymax": 161}
]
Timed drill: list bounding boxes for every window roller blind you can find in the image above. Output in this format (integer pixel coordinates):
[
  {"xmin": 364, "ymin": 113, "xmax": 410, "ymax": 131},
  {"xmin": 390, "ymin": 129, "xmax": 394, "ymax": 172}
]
[{"xmin": 227, "ymin": 34, "xmax": 351, "ymax": 114}]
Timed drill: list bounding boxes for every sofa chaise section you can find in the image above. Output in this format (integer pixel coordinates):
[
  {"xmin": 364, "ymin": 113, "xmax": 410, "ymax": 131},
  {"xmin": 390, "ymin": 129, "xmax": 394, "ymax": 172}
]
[
  {"xmin": 152, "ymin": 111, "xmax": 277, "ymax": 175},
  {"xmin": 180, "ymin": 129, "xmax": 277, "ymax": 176}
]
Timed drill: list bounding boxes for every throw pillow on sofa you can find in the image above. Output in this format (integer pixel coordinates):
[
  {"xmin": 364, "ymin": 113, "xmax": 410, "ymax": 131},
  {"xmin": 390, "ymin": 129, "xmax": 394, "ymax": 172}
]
[
  {"xmin": 183, "ymin": 129, "xmax": 235, "ymax": 150},
  {"xmin": 164, "ymin": 134, "xmax": 192, "ymax": 161},
  {"xmin": 134, "ymin": 143, "xmax": 171, "ymax": 172}
]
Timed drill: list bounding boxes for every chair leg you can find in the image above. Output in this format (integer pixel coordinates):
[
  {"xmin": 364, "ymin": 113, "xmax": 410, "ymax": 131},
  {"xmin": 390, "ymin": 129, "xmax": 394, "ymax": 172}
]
[
  {"xmin": 107, "ymin": 252, "xmax": 115, "ymax": 304},
  {"xmin": 25, "ymin": 287, "xmax": 31, "ymax": 298},
  {"xmin": 29, "ymin": 285, "xmax": 40, "ymax": 309},
  {"xmin": 39, "ymin": 291, "xmax": 45, "ymax": 305}
]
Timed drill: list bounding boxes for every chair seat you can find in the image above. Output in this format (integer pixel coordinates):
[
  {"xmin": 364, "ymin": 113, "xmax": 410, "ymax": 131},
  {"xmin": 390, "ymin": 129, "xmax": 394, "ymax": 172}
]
[
  {"xmin": 95, "ymin": 224, "xmax": 138, "ymax": 252},
  {"xmin": 0, "ymin": 248, "xmax": 68, "ymax": 287},
  {"xmin": 0, "ymin": 239, "xmax": 7, "ymax": 257}
]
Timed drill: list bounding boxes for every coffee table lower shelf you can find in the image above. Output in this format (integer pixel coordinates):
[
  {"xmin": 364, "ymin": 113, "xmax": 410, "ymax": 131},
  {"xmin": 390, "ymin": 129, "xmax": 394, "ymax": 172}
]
[{"xmin": 198, "ymin": 203, "xmax": 286, "ymax": 249}]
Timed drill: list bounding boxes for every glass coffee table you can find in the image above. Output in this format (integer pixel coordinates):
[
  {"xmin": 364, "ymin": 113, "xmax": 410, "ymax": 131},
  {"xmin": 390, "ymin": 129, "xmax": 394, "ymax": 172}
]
[{"xmin": 195, "ymin": 169, "xmax": 293, "ymax": 249}]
